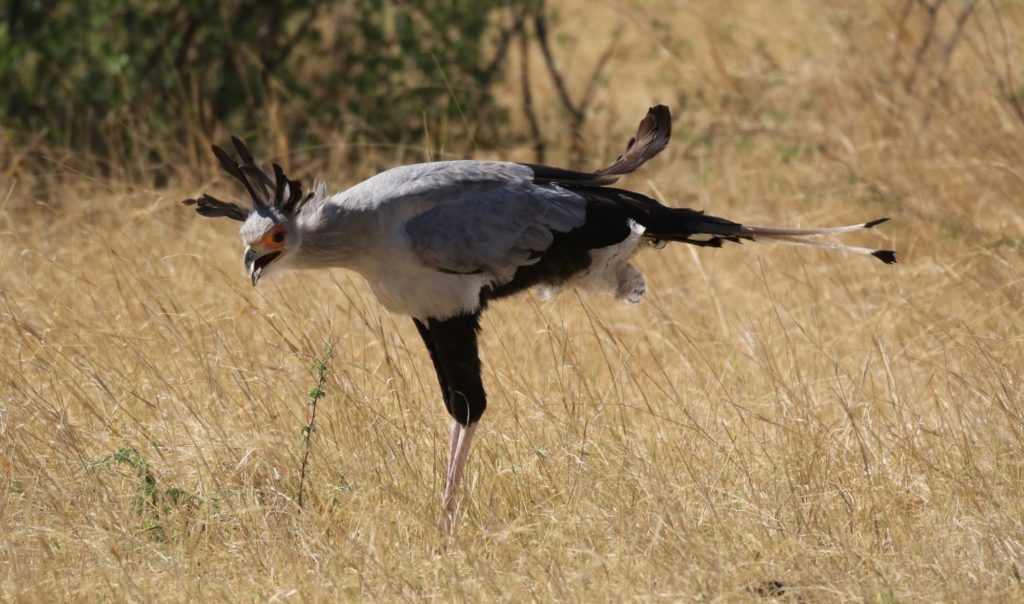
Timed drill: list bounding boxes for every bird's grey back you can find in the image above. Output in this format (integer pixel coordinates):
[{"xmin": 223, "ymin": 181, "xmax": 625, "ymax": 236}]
[
  {"xmin": 337, "ymin": 161, "xmax": 538, "ymax": 211},
  {"xmin": 309, "ymin": 160, "xmax": 588, "ymax": 279},
  {"xmin": 371, "ymin": 162, "xmax": 588, "ymax": 277}
]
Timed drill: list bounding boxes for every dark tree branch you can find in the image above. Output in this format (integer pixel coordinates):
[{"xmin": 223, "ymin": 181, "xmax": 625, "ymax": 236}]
[
  {"xmin": 276, "ymin": 3, "xmax": 322, "ymax": 70},
  {"xmin": 531, "ymin": 2, "xmax": 616, "ymax": 166},
  {"xmin": 485, "ymin": 11, "xmax": 527, "ymax": 80},
  {"xmin": 519, "ymin": 26, "xmax": 545, "ymax": 162},
  {"xmin": 579, "ymin": 31, "xmax": 620, "ymax": 116},
  {"xmin": 173, "ymin": 12, "xmax": 199, "ymax": 72},
  {"xmin": 533, "ymin": 10, "xmax": 583, "ymax": 123}
]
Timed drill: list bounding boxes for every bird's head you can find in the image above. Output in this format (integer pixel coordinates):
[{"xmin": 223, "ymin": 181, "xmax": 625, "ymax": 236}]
[
  {"xmin": 239, "ymin": 208, "xmax": 299, "ymax": 285},
  {"xmin": 183, "ymin": 137, "xmax": 313, "ymax": 286}
]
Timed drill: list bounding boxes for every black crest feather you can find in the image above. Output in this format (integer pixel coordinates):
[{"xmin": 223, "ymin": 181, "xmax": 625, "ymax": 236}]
[
  {"xmin": 182, "ymin": 195, "xmax": 249, "ymax": 222},
  {"xmin": 182, "ymin": 137, "xmax": 308, "ymax": 221}
]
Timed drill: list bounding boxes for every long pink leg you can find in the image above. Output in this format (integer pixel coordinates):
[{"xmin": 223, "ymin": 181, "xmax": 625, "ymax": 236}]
[
  {"xmin": 443, "ymin": 421, "xmax": 478, "ymax": 513},
  {"xmin": 447, "ymin": 418, "xmax": 461, "ymax": 478}
]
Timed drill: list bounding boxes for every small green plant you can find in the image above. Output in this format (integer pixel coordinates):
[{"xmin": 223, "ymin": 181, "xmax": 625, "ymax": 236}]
[
  {"xmin": 90, "ymin": 447, "xmax": 158, "ymax": 512},
  {"xmin": 778, "ymin": 142, "xmax": 801, "ymax": 163},
  {"xmin": 994, "ymin": 235, "xmax": 1024, "ymax": 253},
  {"xmin": 297, "ymin": 341, "xmax": 336, "ymax": 509},
  {"xmin": 940, "ymin": 216, "xmax": 966, "ymax": 240},
  {"xmin": 89, "ymin": 447, "xmax": 196, "ymax": 540}
]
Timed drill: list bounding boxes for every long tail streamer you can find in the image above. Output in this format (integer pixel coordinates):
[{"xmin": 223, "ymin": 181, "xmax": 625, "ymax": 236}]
[{"xmin": 740, "ymin": 218, "xmax": 896, "ymax": 264}]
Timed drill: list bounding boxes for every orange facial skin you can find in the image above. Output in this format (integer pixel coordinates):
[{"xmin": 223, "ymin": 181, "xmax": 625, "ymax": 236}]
[{"xmin": 258, "ymin": 225, "xmax": 287, "ymax": 252}]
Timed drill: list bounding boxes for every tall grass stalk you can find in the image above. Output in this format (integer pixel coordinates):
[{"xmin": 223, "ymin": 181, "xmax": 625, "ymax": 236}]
[{"xmin": 297, "ymin": 341, "xmax": 335, "ymax": 509}]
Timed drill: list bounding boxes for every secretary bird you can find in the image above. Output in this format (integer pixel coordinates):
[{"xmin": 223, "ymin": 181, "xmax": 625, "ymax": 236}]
[{"xmin": 184, "ymin": 105, "xmax": 895, "ymax": 514}]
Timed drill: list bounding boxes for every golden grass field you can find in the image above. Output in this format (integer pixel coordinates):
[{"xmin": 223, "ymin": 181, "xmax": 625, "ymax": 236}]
[{"xmin": 3, "ymin": 1, "xmax": 1024, "ymax": 601}]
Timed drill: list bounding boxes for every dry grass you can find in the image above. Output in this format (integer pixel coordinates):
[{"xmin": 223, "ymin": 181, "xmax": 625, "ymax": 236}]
[{"xmin": 3, "ymin": 0, "xmax": 1024, "ymax": 601}]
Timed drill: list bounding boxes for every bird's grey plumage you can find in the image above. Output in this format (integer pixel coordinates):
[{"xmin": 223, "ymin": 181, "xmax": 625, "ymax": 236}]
[
  {"xmin": 273, "ymin": 108, "xmax": 678, "ymax": 311},
  {"xmin": 185, "ymin": 106, "xmax": 894, "ymax": 317},
  {"xmin": 280, "ymin": 162, "xmax": 593, "ymax": 318},
  {"xmin": 404, "ymin": 168, "xmax": 585, "ymax": 277}
]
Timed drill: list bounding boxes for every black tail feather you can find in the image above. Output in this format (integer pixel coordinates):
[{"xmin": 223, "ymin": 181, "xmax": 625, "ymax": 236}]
[
  {"xmin": 872, "ymin": 250, "xmax": 898, "ymax": 264},
  {"xmin": 569, "ymin": 186, "xmax": 894, "ymax": 264}
]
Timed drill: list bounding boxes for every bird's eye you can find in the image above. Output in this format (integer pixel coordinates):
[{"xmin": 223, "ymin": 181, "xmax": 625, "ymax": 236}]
[{"xmin": 272, "ymin": 231, "xmax": 285, "ymax": 243}]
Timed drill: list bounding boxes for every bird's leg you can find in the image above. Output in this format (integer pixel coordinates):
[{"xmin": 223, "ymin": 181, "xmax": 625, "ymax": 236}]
[
  {"xmin": 413, "ymin": 313, "xmax": 487, "ymax": 516},
  {"xmin": 443, "ymin": 421, "xmax": 478, "ymax": 513},
  {"xmin": 446, "ymin": 418, "xmax": 461, "ymax": 479},
  {"xmin": 415, "ymin": 318, "xmax": 457, "ymax": 485}
]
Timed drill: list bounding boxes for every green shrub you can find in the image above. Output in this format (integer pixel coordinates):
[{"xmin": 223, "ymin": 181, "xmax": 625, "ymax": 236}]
[{"xmin": 1, "ymin": 0, "xmax": 524, "ymax": 158}]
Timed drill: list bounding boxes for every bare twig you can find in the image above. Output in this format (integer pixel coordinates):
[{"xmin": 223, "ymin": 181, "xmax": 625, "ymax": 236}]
[
  {"xmin": 992, "ymin": 4, "xmax": 1024, "ymax": 126},
  {"xmin": 1000, "ymin": 78, "xmax": 1024, "ymax": 126},
  {"xmin": 903, "ymin": 0, "xmax": 946, "ymax": 93},
  {"xmin": 940, "ymin": 0, "xmax": 977, "ymax": 64},
  {"xmin": 890, "ymin": 0, "xmax": 918, "ymax": 66},
  {"xmin": 922, "ymin": 0, "xmax": 977, "ymax": 125},
  {"xmin": 970, "ymin": 2, "xmax": 1024, "ymax": 126}
]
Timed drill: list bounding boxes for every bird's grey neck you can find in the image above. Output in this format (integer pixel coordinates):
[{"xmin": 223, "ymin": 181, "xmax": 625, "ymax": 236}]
[{"xmin": 291, "ymin": 194, "xmax": 375, "ymax": 270}]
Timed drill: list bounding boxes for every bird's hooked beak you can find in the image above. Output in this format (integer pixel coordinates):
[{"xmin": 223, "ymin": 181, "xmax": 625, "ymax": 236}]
[{"xmin": 245, "ymin": 246, "xmax": 282, "ymax": 286}]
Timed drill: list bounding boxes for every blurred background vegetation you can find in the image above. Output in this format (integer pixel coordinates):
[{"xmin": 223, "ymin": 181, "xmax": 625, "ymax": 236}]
[
  {"xmin": 3, "ymin": 0, "xmax": 1022, "ymax": 190},
  {"xmin": 2, "ymin": 0, "xmax": 544, "ymax": 173}
]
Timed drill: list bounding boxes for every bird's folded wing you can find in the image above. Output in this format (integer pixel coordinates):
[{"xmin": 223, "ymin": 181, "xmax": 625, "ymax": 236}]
[{"xmin": 405, "ymin": 182, "xmax": 586, "ymax": 276}]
